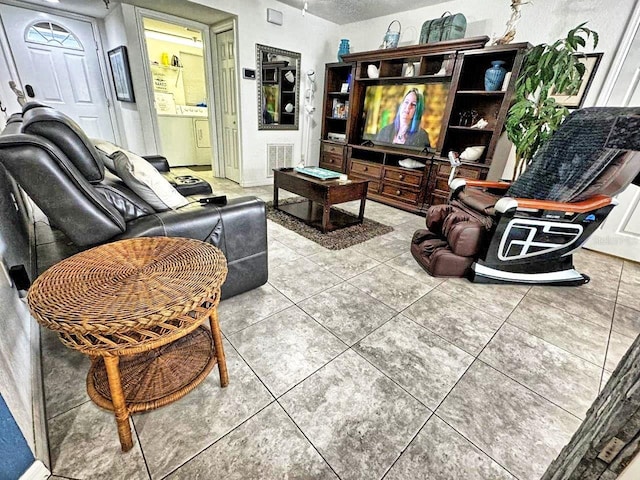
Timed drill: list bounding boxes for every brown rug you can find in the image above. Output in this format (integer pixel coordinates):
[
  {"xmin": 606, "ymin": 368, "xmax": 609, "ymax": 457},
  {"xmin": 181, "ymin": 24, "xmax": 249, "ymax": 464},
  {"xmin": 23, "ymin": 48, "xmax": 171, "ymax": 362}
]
[{"xmin": 266, "ymin": 198, "xmax": 393, "ymax": 250}]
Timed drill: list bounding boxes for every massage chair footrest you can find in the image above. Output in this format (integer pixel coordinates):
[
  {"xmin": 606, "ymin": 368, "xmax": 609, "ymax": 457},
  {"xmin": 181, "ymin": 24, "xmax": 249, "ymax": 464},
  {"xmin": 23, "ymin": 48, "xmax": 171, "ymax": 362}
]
[{"xmin": 410, "ymin": 229, "xmax": 473, "ymax": 277}]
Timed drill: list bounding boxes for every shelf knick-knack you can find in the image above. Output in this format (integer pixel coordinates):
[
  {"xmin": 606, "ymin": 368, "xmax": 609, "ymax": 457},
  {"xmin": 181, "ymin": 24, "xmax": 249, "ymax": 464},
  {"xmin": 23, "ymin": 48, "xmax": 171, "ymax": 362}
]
[
  {"xmin": 337, "ymin": 39, "xmax": 350, "ymax": 62},
  {"xmin": 485, "ymin": 60, "xmax": 507, "ymax": 91}
]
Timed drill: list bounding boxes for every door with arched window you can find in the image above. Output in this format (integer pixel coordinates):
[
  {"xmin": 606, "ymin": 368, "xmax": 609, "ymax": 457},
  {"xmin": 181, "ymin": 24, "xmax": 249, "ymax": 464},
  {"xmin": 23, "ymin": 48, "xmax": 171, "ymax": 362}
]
[{"xmin": 0, "ymin": 3, "xmax": 115, "ymax": 140}]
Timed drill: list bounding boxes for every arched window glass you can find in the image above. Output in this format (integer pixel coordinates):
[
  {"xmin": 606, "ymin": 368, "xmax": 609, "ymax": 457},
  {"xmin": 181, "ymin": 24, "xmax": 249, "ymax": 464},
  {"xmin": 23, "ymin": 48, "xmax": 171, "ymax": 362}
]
[{"xmin": 25, "ymin": 22, "xmax": 83, "ymax": 50}]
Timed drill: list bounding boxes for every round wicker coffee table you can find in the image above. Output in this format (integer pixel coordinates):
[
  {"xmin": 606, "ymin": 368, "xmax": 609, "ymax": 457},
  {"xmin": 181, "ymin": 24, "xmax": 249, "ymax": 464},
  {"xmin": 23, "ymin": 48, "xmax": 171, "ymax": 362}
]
[{"xmin": 28, "ymin": 237, "xmax": 229, "ymax": 452}]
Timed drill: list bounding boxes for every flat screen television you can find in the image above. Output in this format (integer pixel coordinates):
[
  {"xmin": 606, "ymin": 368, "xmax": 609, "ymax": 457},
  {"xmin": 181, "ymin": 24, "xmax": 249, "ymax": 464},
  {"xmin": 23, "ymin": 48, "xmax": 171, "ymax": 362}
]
[{"xmin": 361, "ymin": 82, "xmax": 450, "ymax": 151}]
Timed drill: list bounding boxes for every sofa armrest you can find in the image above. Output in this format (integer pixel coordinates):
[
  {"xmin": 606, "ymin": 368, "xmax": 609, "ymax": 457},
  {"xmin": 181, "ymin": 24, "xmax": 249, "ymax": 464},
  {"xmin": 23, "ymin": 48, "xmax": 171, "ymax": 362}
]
[
  {"xmin": 142, "ymin": 155, "xmax": 170, "ymax": 172},
  {"xmin": 495, "ymin": 194, "xmax": 615, "ymax": 214}
]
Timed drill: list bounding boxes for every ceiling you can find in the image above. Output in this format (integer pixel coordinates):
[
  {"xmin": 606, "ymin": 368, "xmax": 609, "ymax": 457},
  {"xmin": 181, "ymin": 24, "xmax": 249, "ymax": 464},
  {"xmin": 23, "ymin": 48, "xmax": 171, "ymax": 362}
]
[
  {"xmin": 14, "ymin": 0, "xmax": 232, "ymax": 24},
  {"xmin": 15, "ymin": 0, "xmax": 448, "ymax": 25},
  {"xmin": 275, "ymin": 0, "xmax": 447, "ymax": 25}
]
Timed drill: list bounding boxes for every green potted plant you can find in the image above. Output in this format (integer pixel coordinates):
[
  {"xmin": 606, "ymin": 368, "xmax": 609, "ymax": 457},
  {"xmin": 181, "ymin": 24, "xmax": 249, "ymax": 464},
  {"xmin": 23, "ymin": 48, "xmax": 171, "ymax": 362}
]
[{"xmin": 505, "ymin": 23, "xmax": 599, "ymax": 179}]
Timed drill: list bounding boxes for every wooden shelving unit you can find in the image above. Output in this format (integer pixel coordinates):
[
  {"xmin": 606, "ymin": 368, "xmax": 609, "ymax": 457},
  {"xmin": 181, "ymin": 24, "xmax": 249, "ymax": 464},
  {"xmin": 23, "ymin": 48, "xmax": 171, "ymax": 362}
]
[
  {"xmin": 316, "ymin": 37, "xmax": 530, "ymax": 214},
  {"xmin": 318, "ymin": 62, "xmax": 355, "ymax": 172}
]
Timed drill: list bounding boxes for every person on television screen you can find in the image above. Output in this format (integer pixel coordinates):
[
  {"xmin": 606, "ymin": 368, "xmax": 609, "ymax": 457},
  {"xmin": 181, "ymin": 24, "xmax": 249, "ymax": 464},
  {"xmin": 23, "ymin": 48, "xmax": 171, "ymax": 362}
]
[{"xmin": 376, "ymin": 88, "xmax": 430, "ymax": 147}]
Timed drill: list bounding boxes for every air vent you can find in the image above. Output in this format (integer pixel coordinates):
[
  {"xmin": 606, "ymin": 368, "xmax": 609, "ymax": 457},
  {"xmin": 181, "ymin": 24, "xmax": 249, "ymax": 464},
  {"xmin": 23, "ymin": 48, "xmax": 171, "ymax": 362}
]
[{"xmin": 267, "ymin": 143, "xmax": 293, "ymax": 177}]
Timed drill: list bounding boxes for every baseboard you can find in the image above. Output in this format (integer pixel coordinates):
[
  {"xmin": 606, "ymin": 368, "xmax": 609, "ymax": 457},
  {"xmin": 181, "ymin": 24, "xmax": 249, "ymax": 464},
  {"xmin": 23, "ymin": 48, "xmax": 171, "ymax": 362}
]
[
  {"xmin": 241, "ymin": 178, "xmax": 272, "ymax": 188},
  {"xmin": 19, "ymin": 460, "xmax": 49, "ymax": 480},
  {"xmin": 30, "ymin": 315, "xmax": 49, "ymax": 468}
]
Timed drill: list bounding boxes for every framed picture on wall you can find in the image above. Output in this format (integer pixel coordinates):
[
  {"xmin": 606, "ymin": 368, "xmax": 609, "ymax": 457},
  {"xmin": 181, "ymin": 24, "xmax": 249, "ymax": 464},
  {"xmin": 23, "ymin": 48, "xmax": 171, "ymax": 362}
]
[
  {"xmin": 107, "ymin": 46, "xmax": 135, "ymax": 103},
  {"xmin": 549, "ymin": 52, "xmax": 603, "ymax": 109}
]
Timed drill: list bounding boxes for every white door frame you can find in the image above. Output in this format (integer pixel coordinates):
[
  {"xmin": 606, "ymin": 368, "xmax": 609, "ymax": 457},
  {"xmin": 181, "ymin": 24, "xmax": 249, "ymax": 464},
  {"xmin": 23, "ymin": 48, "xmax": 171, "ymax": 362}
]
[
  {"xmin": 134, "ymin": 7, "xmax": 220, "ymax": 168},
  {"xmin": 210, "ymin": 18, "xmax": 242, "ymax": 181},
  {"xmin": 0, "ymin": 0, "xmax": 121, "ymax": 144},
  {"xmin": 596, "ymin": 0, "xmax": 640, "ymax": 106}
]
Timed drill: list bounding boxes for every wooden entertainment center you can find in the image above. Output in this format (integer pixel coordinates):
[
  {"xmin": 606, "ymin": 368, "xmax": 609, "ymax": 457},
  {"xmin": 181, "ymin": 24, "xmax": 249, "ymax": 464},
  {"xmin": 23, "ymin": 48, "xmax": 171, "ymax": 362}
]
[{"xmin": 318, "ymin": 36, "xmax": 529, "ymax": 214}]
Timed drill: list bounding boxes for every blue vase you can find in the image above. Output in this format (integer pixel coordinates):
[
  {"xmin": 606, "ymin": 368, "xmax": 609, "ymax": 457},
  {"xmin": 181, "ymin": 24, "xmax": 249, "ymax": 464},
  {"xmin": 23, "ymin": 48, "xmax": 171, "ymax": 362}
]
[
  {"xmin": 484, "ymin": 60, "xmax": 507, "ymax": 91},
  {"xmin": 337, "ymin": 39, "xmax": 350, "ymax": 62}
]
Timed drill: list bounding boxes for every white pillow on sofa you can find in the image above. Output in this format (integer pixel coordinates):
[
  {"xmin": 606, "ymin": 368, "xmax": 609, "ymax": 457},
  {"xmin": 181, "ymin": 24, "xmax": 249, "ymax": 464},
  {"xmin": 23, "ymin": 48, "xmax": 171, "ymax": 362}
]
[
  {"xmin": 112, "ymin": 150, "xmax": 188, "ymax": 211},
  {"xmin": 92, "ymin": 138, "xmax": 120, "ymax": 172}
]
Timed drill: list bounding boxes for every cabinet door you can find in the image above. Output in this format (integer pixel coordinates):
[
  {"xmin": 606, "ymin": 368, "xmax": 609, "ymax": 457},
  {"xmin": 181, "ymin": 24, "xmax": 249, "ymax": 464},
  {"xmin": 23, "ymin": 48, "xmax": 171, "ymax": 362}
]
[{"xmin": 157, "ymin": 116, "xmax": 196, "ymax": 167}]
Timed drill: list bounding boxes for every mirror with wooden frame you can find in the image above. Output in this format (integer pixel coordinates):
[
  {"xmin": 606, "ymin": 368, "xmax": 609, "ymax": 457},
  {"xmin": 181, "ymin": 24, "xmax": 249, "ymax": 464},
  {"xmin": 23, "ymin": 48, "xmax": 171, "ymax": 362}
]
[{"xmin": 256, "ymin": 44, "xmax": 301, "ymax": 130}]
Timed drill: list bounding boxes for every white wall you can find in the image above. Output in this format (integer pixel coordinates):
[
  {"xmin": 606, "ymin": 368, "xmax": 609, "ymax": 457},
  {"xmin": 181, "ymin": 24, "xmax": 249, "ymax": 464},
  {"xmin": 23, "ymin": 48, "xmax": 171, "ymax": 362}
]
[
  {"xmin": 337, "ymin": 0, "xmax": 637, "ymax": 179},
  {"xmin": 186, "ymin": 0, "xmax": 341, "ymax": 185},
  {"xmin": 102, "ymin": 4, "xmax": 150, "ymax": 153}
]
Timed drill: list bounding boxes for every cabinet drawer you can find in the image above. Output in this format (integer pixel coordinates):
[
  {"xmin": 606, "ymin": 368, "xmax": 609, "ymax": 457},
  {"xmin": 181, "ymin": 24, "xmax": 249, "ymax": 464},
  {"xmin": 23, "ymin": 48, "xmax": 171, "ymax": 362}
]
[
  {"xmin": 383, "ymin": 167, "xmax": 423, "ymax": 187},
  {"xmin": 435, "ymin": 177, "xmax": 450, "ymax": 192},
  {"xmin": 436, "ymin": 163, "xmax": 482, "ymax": 180},
  {"xmin": 350, "ymin": 160, "xmax": 382, "ymax": 178},
  {"xmin": 322, "ymin": 143, "xmax": 345, "ymax": 156},
  {"xmin": 321, "ymin": 152, "xmax": 345, "ymax": 171},
  {"xmin": 380, "ymin": 184, "xmax": 420, "ymax": 204},
  {"xmin": 349, "ymin": 173, "xmax": 380, "ymax": 194}
]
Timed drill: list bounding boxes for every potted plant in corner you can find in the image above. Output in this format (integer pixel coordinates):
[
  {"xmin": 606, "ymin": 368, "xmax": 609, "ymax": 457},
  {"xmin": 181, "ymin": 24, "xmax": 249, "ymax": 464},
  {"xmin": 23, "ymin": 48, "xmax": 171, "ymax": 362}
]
[{"xmin": 505, "ymin": 23, "xmax": 599, "ymax": 179}]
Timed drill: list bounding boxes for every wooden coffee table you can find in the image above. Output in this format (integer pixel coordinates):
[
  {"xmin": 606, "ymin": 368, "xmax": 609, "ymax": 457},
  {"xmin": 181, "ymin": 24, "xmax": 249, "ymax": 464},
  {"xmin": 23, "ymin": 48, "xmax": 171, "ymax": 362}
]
[{"xmin": 273, "ymin": 168, "xmax": 369, "ymax": 232}]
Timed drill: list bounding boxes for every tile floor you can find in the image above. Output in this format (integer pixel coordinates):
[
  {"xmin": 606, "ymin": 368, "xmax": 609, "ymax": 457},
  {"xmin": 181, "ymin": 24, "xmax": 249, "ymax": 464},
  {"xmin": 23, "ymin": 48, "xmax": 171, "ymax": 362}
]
[{"xmin": 36, "ymin": 173, "xmax": 640, "ymax": 480}]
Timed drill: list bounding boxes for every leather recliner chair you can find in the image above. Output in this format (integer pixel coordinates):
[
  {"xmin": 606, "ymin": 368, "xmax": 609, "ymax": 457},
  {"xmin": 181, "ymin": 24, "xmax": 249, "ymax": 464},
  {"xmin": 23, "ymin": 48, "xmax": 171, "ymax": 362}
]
[
  {"xmin": 0, "ymin": 104, "xmax": 268, "ymax": 299},
  {"xmin": 412, "ymin": 107, "xmax": 640, "ymax": 286}
]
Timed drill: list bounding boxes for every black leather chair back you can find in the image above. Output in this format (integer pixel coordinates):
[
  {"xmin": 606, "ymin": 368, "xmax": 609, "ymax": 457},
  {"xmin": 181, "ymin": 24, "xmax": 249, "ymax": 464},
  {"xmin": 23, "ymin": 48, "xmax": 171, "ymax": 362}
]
[
  {"xmin": 0, "ymin": 131, "xmax": 126, "ymax": 246},
  {"xmin": 22, "ymin": 104, "xmax": 105, "ymax": 184}
]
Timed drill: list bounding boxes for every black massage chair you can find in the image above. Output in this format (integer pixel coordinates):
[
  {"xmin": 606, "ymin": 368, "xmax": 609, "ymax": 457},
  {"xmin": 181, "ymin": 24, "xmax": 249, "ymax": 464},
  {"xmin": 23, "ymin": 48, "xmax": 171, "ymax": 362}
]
[{"xmin": 412, "ymin": 107, "xmax": 640, "ymax": 285}]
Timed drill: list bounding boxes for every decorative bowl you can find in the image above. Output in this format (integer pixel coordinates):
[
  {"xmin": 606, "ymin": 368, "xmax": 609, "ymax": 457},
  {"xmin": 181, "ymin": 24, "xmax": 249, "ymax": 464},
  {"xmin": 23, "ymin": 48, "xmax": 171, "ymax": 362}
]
[
  {"xmin": 367, "ymin": 64, "xmax": 379, "ymax": 79},
  {"xmin": 460, "ymin": 146, "xmax": 485, "ymax": 161}
]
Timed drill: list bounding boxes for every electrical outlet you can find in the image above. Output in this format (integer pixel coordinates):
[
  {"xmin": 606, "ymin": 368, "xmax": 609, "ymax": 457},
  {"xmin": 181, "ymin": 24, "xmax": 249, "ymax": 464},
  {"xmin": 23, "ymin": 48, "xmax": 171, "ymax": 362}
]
[{"xmin": 598, "ymin": 437, "xmax": 625, "ymax": 463}]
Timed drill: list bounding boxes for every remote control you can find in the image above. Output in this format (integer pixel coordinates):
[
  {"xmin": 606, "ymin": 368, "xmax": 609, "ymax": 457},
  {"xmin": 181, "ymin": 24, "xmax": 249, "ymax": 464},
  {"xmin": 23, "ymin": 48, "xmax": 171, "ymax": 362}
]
[{"xmin": 199, "ymin": 195, "xmax": 228, "ymax": 206}]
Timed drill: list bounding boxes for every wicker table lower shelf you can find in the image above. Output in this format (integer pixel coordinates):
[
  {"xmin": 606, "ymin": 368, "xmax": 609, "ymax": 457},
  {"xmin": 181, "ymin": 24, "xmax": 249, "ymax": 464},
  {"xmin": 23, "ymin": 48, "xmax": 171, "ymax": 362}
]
[{"xmin": 87, "ymin": 326, "xmax": 217, "ymax": 413}]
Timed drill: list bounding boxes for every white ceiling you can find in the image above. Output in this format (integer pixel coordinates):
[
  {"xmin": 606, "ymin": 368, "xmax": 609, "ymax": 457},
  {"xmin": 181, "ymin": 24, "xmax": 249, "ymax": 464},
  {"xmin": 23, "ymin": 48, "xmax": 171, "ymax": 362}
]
[
  {"xmin": 14, "ymin": 0, "xmax": 232, "ymax": 24},
  {"xmin": 276, "ymin": 0, "xmax": 448, "ymax": 25}
]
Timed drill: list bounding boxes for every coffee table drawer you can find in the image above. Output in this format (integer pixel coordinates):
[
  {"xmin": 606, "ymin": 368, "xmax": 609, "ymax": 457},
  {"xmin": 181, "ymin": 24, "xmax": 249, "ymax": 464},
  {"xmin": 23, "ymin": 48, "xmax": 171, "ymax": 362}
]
[
  {"xmin": 350, "ymin": 160, "xmax": 382, "ymax": 179},
  {"xmin": 349, "ymin": 173, "xmax": 379, "ymax": 194}
]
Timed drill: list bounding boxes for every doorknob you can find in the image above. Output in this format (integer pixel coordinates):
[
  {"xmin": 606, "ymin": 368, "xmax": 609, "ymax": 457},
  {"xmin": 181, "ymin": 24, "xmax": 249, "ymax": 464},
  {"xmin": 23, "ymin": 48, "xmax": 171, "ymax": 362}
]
[{"xmin": 25, "ymin": 85, "xmax": 35, "ymax": 98}]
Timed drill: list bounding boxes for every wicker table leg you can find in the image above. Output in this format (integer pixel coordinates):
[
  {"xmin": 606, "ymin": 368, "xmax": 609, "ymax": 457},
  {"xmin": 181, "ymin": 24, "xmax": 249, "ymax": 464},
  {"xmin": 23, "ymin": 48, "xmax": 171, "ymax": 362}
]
[
  {"xmin": 209, "ymin": 309, "xmax": 228, "ymax": 387},
  {"xmin": 103, "ymin": 356, "xmax": 133, "ymax": 452}
]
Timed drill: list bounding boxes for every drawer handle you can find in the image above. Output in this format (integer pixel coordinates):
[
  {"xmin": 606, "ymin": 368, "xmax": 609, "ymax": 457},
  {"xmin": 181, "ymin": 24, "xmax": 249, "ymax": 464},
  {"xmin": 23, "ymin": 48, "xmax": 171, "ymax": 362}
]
[
  {"xmin": 363, "ymin": 166, "xmax": 368, "ymax": 171},
  {"xmin": 396, "ymin": 189, "xmax": 401, "ymax": 196},
  {"xmin": 399, "ymin": 174, "xmax": 405, "ymax": 180},
  {"xmin": 330, "ymin": 158, "xmax": 334, "ymax": 163}
]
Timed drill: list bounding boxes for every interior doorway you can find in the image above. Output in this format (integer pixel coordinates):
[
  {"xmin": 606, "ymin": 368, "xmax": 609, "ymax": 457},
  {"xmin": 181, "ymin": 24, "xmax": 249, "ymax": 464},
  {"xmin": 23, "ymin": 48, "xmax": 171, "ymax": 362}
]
[
  {"xmin": 140, "ymin": 16, "xmax": 213, "ymax": 169},
  {"xmin": 212, "ymin": 23, "xmax": 241, "ymax": 183}
]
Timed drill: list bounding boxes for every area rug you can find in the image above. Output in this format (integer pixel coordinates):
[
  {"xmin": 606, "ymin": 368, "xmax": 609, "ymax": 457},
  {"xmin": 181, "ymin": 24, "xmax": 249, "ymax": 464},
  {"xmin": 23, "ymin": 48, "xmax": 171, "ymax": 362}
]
[{"xmin": 266, "ymin": 198, "xmax": 393, "ymax": 250}]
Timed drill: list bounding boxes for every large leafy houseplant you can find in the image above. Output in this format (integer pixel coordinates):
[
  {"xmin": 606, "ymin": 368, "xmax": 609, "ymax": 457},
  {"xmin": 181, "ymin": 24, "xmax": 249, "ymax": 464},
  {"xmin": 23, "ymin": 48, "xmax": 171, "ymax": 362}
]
[{"xmin": 505, "ymin": 23, "xmax": 599, "ymax": 179}]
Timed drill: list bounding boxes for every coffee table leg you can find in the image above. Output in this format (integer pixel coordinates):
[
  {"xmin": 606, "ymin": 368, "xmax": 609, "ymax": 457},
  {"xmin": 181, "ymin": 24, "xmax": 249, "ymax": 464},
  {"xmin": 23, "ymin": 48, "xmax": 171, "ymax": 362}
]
[
  {"xmin": 273, "ymin": 181, "xmax": 279, "ymax": 209},
  {"xmin": 209, "ymin": 309, "xmax": 229, "ymax": 387},
  {"xmin": 358, "ymin": 196, "xmax": 367, "ymax": 223},
  {"xmin": 103, "ymin": 356, "xmax": 133, "ymax": 452},
  {"xmin": 322, "ymin": 204, "xmax": 331, "ymax": 232}
]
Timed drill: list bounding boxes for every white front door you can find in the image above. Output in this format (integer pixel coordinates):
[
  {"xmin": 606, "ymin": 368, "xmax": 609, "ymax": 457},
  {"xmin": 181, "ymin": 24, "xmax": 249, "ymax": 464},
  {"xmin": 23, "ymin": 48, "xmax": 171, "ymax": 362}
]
[
  {"xmin": 586, "ymin": 14, "xmax": 640, "ymax": 261},
  {"xmin": 216, "ymin": 28, "xmax": 240, "ymax": 183},
  {"xmin": 0, "ymin": 4, "xmax": 115, "ymax": 140}
]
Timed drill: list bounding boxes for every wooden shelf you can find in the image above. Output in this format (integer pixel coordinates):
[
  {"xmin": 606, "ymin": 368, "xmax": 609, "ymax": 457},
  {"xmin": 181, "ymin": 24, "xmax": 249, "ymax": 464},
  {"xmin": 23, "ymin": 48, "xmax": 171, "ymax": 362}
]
[
  {"xmin": 456, "ymin": 90, "xmax": 506, "ymax": 95},
  {"xmin": 447, "ymin": 126, "xmax": 494, "ymax": 132},
  {"xmin": 357, "ymin": 74, "xmax": 453, "ymax": 82},
  {"xmin": 326, "ymin": 116, "xmax": 347, "ymax": 120},
  {"xmin": 328, "ymin": 91, "xmax": 350, "ymax": 96}
]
